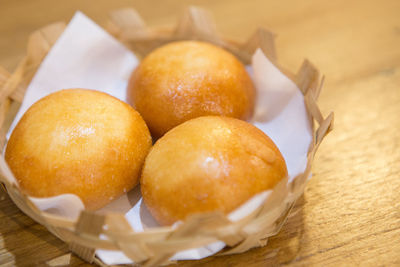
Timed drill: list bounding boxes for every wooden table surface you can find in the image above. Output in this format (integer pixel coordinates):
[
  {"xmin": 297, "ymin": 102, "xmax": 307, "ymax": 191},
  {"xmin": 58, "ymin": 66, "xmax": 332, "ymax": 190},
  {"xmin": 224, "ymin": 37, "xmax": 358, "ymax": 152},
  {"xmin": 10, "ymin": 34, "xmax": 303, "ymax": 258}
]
[{"xmin": 1, "ymin": 0, "xmax": 399, "ymax": 266}]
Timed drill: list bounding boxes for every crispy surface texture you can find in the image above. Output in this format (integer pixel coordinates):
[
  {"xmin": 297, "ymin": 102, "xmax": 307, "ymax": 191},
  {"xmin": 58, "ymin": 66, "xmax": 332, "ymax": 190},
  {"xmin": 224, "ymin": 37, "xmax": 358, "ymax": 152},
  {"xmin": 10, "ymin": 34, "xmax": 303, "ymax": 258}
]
[
  {"xmin": 5, "ymin": 89, "xmax": 152, "ymax": 210},
  {"xmin": 141, "ymin": 116, "xmax": 287, "ymax": 225},
  {"xmin": 128, "ymin": 41, "xmax": 256, "ymax": 138}
]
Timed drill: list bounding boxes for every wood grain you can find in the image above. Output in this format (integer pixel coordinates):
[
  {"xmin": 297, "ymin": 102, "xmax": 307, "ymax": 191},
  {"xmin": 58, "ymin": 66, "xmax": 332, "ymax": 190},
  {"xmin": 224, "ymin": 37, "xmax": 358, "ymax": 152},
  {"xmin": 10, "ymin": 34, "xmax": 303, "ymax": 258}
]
[{"xmin": 1, "ymin": 0, "xmax": 399, "ymax": 266}]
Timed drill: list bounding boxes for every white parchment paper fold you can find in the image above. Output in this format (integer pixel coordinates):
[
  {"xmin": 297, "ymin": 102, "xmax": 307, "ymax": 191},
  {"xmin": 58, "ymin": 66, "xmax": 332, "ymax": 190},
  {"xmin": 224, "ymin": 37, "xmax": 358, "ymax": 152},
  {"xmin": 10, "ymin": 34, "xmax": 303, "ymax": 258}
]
[{"xmin": 5, "ymin": 12, "xmax": 312, "ymax": 265}]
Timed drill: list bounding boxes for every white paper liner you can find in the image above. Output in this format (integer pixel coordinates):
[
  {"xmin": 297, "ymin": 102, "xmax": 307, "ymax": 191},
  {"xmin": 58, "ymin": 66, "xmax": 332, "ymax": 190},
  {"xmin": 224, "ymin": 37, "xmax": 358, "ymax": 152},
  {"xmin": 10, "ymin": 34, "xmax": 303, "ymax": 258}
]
[{"xmin": 4, "ymin": 12, "xmax": 312, "ymax": 265}]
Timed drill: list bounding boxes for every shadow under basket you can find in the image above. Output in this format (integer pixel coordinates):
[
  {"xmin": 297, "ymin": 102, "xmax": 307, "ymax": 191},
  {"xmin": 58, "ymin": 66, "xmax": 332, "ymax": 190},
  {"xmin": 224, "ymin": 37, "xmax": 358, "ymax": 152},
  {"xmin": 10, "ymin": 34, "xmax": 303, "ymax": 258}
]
[{"xmin": 0, "ymin": 6, "xmax": 333, "ymax": 267}]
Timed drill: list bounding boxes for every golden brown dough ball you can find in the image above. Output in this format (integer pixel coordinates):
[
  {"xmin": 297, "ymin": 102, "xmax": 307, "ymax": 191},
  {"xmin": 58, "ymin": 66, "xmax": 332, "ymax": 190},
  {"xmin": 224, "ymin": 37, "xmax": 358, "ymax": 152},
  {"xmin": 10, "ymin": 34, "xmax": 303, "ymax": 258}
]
[
  {"xmin": 127, "ymin": 41, "xmax": 256, "ymax": 138},
  {"xmin": 5, "ymin": 89, "xmax": 152, "ymax": 210},
  {"xmin": 141, "ymin": 116, "xmax": 287, "ymax": 225}
]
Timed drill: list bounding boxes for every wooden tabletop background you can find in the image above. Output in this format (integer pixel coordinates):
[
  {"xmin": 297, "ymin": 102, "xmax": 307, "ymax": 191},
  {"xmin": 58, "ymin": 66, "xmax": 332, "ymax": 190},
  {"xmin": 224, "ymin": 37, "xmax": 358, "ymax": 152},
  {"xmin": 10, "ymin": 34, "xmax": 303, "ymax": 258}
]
[{"xmin": 1, "ymin": 0, "xmax": 399, "ymax": 266}]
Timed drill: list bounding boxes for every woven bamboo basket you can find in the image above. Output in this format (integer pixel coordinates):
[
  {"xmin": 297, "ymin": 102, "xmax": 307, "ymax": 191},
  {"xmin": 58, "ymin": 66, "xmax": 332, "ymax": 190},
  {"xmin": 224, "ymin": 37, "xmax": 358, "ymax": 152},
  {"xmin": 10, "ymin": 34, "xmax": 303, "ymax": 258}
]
[{"xmin": 0, "ymin": 7, "xmax": 333, "ymax": 267}]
